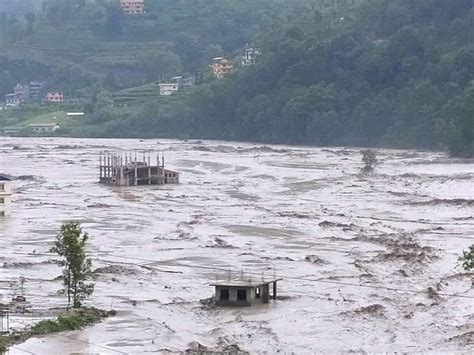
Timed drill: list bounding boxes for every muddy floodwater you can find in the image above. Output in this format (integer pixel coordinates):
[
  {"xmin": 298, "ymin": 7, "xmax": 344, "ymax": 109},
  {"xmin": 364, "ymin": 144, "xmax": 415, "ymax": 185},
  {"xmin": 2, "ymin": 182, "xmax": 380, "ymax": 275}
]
[{"xmin": 1, "ymin": 137, "xmax": 473, "ymax": 353}]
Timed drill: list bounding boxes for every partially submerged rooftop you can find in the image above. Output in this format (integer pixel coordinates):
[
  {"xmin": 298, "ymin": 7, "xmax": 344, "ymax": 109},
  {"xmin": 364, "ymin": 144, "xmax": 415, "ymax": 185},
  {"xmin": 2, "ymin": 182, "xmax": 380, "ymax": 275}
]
[{"xmin": 211, "ymin": 277, "xmax": 282, "ymax": 307}]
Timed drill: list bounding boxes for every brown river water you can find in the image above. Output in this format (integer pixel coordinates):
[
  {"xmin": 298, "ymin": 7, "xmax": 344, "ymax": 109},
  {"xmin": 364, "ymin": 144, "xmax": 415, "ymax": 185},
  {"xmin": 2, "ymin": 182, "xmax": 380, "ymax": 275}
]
[{"xmin": 0, "ymin": 137, "xmax": 473, "ymax": 353}]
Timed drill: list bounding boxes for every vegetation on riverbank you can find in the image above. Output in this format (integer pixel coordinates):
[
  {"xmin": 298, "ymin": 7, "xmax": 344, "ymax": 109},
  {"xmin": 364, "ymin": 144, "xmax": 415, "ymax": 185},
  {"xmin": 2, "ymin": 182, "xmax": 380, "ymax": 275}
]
[{"xmin": 0, "ymin": 307, "xmax": 115, "ymax": 353}]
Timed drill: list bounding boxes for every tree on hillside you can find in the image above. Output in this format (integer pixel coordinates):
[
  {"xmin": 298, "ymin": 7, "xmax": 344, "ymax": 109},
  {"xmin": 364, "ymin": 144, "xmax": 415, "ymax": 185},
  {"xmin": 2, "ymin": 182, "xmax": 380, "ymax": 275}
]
[
  {"xmin": 0, "ymin": 12, "xmax": 7, "ymax": 34},
  {"xmin": 51, "ymin": 222, "xmax": 94, "ymax": 308},
  {"xmin": 24, "ymin": 11, "xmax": 36, "ymax": 35},
  {"xmin": 446, "ymin": 82, "xmax": 474, "ymax": 157},
  {"xmin": 104, "ymin": 3, "xmax": 124, "ymax": 36},
  {"xmin": 142, "ymin": 49, "xmax": 182, "ymax": 81},
  {"xmin": 0, "ymin": 70, "xmax": 15, "ymax": 97},
  {"xmin": 89, "ymin": 90, "xmax": 115, "ymax": 123}
]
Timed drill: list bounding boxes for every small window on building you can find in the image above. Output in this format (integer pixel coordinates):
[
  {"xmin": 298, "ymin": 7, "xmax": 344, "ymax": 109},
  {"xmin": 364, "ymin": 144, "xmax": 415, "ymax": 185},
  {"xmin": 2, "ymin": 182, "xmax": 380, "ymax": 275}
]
[
  {"xmin": 237, "ymin": 289, "xmax": 247, "ymax": 301},
  {"xmin": 0, "ymin": 211, "xmax": 4, "ymax": 217},
  {"xmin": 220, "ymin": 289, "xmax": 229, "ymax": 301},
  {"xmin": 0, "ymin": 184, "xmax": 4, "ymax": 191},
  {"xmin": 0, "ymin": 197, "xmax": 4, "ymax": 204}
]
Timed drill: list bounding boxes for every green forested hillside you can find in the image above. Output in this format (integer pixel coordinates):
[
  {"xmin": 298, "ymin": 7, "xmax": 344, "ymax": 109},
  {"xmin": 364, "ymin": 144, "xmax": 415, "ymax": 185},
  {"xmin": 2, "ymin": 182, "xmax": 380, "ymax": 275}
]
[
  {"xmin": 0, "ymin": 0, "xmax": 473, "ymax": 156},
  {"xmin": 0, "ymin": 0, "xmax": 292, "ymax": 94}
]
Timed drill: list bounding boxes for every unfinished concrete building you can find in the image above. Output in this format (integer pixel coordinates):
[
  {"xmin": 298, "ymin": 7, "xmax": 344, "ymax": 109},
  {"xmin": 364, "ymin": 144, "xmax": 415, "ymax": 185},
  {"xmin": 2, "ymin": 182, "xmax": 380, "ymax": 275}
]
[{"xmin": 99, "ymin": 151, "xmax": 179, "ymax": 186}]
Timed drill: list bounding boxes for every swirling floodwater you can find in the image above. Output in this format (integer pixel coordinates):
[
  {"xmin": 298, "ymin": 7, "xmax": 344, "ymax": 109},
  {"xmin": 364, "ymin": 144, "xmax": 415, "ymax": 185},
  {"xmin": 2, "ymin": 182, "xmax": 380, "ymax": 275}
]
[{"xmin": 1, "ymin": 137, "xmax": 473, "ymax": 354}]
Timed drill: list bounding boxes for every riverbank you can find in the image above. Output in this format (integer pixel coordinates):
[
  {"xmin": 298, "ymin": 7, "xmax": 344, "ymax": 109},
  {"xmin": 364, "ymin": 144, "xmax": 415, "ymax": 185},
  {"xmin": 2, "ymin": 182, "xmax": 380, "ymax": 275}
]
[{"xmin": 0, "ymin": 307, "xmax": 115, "ymax": 353}]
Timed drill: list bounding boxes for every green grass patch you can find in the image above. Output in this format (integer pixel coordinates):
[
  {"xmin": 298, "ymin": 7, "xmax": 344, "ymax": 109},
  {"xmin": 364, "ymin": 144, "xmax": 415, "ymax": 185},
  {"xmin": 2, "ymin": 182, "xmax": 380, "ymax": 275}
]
[
  {"xmin": 113, "ymin": 83, "xmax": 159, "ymax": 104},
  {"xmin": 0, "ymin": 108, "xmax": 69, "ymax": 129},
  {"xmin": 22, "ymin": 110, "xmax": 68, "ymax": 125}
]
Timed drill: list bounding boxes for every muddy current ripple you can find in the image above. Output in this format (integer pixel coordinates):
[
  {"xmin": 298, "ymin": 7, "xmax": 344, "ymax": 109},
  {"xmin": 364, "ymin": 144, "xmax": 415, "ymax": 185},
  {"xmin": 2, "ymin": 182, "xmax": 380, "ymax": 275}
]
[{"xmin": 0, "ymin": 137, "xmax": 473, "ymax": 353}]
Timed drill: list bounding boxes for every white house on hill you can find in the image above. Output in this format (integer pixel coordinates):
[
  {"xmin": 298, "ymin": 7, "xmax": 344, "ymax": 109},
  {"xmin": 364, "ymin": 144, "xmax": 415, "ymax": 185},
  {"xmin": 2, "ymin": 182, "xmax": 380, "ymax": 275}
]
[{"xmin": 159, "ymin": 83, "xmax": 179, "ymax": 96}]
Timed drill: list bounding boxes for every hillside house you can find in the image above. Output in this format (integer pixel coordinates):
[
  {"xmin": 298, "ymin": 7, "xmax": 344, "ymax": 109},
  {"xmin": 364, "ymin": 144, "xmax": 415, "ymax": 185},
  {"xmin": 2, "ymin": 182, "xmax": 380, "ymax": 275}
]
[
  {"xmin": 28, "ymin": 123, "xmax": 60, "ymax": 133},
  {"xmin": 242, "ymin": 46, "xmax": 261, "ymax": 66},
  {"xmin": 14, "ymin": 84, "xmax": 29, "ymax": 103},
  {"xmin": 120, "ymin": 0, "xmax": 144, "ymax": 14},
  {"xmin": 44, "ymin": 92, "xmax": 64, "ymax": 104},
  {"xmin": 212, "ymin": 57, "xmax": 234, "ymax": 79},
  {"xmin": 5, "ymin": 94, "xmax": 21, "ymax": 108},
  {"xmin": 211, "ymin": 277, "xmax": 282, "ymax": 307},
  {"xmin": 29, "ymin": 81, "xmax": 44, "ymax": 103},
  {"xmin": 159, "ymin": 83, "xmax": 179, "ymax": 96},
  {"xmin": 172, "ymin": 75, "xmax": 195, "ymax": 87},
  {"xmin": 5, "ymin": 84, "xmax": 29, "ymax": 107},
  {"xmin": 0, "ymin": 176, "xmax": 12, "ymax": 217}
]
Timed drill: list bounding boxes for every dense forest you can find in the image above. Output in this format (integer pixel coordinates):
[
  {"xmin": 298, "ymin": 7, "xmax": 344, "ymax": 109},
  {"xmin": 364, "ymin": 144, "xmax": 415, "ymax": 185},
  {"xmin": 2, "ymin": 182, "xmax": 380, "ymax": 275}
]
[
  {"xmin": 0, "ymin": 0, "xmax": 286, "ymax": 92},
  {"xmin": 0, "ymin": 0, "xmax": 473, "ymax": 156}
]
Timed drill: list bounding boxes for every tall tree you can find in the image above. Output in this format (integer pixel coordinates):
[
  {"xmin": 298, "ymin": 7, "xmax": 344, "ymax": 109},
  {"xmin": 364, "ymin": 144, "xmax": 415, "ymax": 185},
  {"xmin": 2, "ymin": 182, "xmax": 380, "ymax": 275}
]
[{"xmin": 51, "ymin": 222, "xmax": 94, "ymax": 308}]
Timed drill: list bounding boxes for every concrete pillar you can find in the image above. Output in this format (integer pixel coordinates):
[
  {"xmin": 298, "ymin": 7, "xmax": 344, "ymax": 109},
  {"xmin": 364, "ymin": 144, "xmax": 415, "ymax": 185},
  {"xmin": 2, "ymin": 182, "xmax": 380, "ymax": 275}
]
[
  {"xmin": 273, "ymin": 282, "xmax": 277, "ymax": 300},
  {"xmin": 107, "ymin": 153, "xmax": 111, "ymax": 178},
  {"xmin": 230, "ymin": 288, "xmax": 237, "ymax": 302}
]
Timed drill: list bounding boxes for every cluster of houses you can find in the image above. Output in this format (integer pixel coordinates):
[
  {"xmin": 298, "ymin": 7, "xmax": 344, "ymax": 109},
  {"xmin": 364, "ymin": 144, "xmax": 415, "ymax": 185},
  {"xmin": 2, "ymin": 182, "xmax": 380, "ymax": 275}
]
[
  {"xmin": 157, "ymin": 47, "xmax": 260, "ymax": 96},
  {"xmin": 4, "ymin": 82, "xmax": 64, "ymax": 108},
  {"xmin": 120, "ymin": 0, "xmax": 144, "ymax": 15},
  {"xmin": 212, "ymin": 46, "xmax": 261, "ymax": 79}
]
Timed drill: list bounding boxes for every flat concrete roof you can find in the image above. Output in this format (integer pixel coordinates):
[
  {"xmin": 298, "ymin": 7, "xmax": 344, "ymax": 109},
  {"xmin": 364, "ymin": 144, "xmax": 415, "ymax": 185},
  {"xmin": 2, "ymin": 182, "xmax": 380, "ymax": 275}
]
[{"xmin": 211, "ymin": 278, "xmax": 282, "ymax": 288}]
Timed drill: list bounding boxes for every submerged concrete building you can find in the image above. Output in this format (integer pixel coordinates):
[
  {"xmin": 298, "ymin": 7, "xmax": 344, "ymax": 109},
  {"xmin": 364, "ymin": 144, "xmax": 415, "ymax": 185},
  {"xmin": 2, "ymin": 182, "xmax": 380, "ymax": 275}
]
[
  {"xmin": 211, "ymin": 277, "xmax": 282, "ymax": 307},
  {"xmin": 99, "ymin": 151, "xmax": 179, "ymax": 186}
]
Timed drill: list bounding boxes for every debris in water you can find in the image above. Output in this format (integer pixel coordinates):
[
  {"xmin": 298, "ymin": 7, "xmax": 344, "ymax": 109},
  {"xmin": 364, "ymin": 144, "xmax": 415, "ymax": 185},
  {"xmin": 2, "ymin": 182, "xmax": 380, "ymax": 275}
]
[
  {"xmin": 205, "ymin": 237, "xmax": 234, "ymax": 248},
  {"xmin": 304, "ymin": 255, "xmax": 327, "ymax": 265},
  {"xmin": 342, "ymin": 304, "xmax": 386, "ymax": 318}
]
